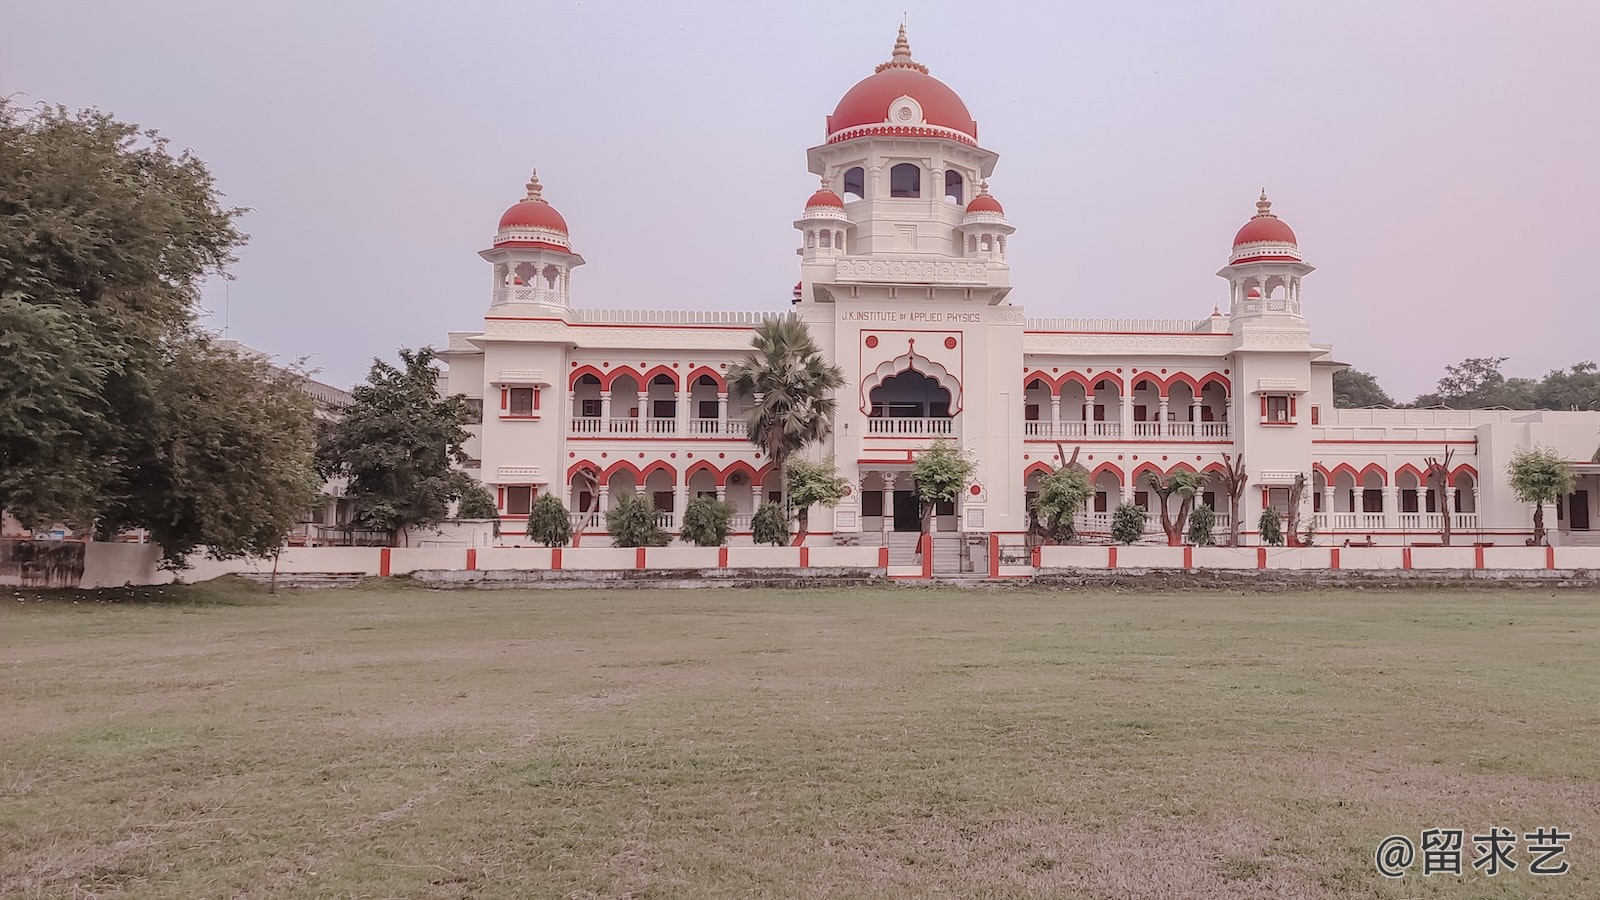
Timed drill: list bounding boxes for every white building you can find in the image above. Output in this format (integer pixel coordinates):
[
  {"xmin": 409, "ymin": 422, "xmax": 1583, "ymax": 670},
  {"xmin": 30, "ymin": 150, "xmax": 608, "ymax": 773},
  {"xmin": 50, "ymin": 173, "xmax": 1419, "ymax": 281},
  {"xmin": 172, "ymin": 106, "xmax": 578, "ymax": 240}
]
[{"xmin": 440, "ymin": 27, "xmax": 1599, "ymax": 554}]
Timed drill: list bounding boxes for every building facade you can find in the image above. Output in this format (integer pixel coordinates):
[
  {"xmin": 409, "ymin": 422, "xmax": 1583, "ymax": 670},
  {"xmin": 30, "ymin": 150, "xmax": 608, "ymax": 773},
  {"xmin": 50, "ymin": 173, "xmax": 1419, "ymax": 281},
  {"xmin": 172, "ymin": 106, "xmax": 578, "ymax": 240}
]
[{"xmin": 440, "ymin": 28, "xmax": 1600, "ymax": 552}]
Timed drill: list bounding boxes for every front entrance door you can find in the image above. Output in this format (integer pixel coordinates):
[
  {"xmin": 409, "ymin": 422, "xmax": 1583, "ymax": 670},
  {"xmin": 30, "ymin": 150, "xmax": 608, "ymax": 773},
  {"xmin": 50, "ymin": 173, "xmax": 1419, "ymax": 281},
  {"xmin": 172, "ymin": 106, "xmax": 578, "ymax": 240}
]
[
  {"xmin": 1572, "ymin": 490, "xmax": 1591, "ymax": 530},
  {"xmin": 892, "ymin": 490, "xmax": 921, "ymax": 532}
]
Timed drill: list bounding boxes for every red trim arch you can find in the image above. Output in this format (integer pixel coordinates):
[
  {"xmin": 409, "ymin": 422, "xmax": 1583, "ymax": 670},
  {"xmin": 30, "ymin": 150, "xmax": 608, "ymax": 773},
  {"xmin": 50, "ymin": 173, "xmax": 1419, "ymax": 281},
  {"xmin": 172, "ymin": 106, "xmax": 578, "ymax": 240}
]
[
  {"xmin": 1393, "ymin": 463, "xmax": 1426, "ymax": 485},
  {"xmin": 1358, "ymin": 463, "xmax": 1389, "ymax": 485},
  {"xmin": 637, "ymin": 365, "xmax": 679, "ymax": 389},
  {"xmin": 1450, "ymin": 464, "xmax": 1478, "ymax": 486},
  {"xmin": 566, "ymin": 460, "xmax": 600, "ymax": 481},
  {"xmin": 1023, "ymin": 372, "xmax": 1061, "ymax": 394},
  {"xmin": 685, "ymin": 366, "xmax": 726, "ymax": 391},
  {"xmin": 1128, "ymin": 372, "xmax": 1167, "ymax": 394},
  {"xmin": 1313, "ymin": 462, "xmax": 1333, "ymax": 480},
  {"xmin": 569, "ymin": 365, "xmax": 610, "ymax": 391},
  {"xmin": 684, "ymin": 460, "xmax": 720, "ymax": 483},
  {"xmin": 1087, "ymin": 461, "xmax": 1124, "ymax": 483},
  {"xmin": 1195, "ymin": 372, "xmax": 1231, "ymax": 393},
  {"xmin": 1023, "ymin": 461, "xmax": 1055, "ymax": 480},
  {"xmin": 719, "ymin": 460, "xmax": 772, "ymax": 488},
  {"xmin": 1202, "ymin": 461, "xmax": 1229, "ymax": 478},
  {"xmin": 1130, "ymin": 461, "xmax": 1165, "ymax": 484}
]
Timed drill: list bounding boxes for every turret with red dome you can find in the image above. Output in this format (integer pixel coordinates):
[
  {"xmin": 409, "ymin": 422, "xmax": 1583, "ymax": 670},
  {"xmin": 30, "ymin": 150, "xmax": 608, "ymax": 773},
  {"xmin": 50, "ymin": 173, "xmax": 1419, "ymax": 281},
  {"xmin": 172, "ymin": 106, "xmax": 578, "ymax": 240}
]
[
  {"xmin": 1218, "ymin": 190, "xmax": 1312, "ymax": 320},
  {"xmin": 481, "ymin": 167, "xmax": 584, "ymax": 310},
  {"xmin": 825, "ymin": 25, "xmax": 978, "ymax": 146},
  {"xmin": 1229, "ymin": 190, "xmax": 1301, "ymax": 265}
]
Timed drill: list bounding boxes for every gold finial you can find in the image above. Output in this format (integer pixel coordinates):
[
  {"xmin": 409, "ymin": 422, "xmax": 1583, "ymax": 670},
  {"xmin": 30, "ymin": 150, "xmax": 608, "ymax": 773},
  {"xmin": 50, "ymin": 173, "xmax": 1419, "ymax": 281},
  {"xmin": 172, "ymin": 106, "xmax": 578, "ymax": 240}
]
[
  {"xmin": 1255, "ymin": 189, "xmax": 1273, "ymax": 217},
  {"xmin": 524, "ymin": 169, "xmax": 545, "ymax": 203},
  {"xmin": 820, "ymin": 176, "xmax": 831, "ymax": 190},
  {"xmin": 978, "ymin": 179, "xmax": 991, "ymax": 195},
  {"xmin": 876, "ymin": 22, "xmax": 929, "ymax": 73}
]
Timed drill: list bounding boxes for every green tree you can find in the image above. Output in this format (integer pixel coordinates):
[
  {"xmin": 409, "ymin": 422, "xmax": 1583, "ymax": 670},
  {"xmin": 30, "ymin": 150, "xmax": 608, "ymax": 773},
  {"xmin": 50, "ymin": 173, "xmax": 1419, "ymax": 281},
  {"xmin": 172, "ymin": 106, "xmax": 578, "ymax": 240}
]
[
  {"xmin": 1144, "ymin": 469, "xmax": 1206, "ymax": 546},
  {"xmin": 1258, "ymin": 507, "xmax": 1284, "ymax": 546},
  {"xmin": 1332, "ymin": 368, "xmax": 1395, "ymax": 408},
  {"xmin": 1414, "ymin": 356, "xmax": 1535, "ymax": 409},
  {"xmin": 605, "ymin": 492, "xmax": 668, "ymax": 547},
  {"xmin": 727, "ymin": 315, "xmax": 845, "ymax": 500},
  {"xmin": 317, "ymin": 347, "xmax": 475, "ymax": 546},
  {"xmin": 1187, "ymin": 504, "xmax": 1215, "ymax": 546},
  {"xmin": 785, "ymin": 457, "xmax": 848, "ymax": 544},
  {"xmin": 0, "ymin": 100, "xmax": 276, "ymax": 548},
  {"xmin": 1506, "ymin": 446, "xmax": 1576, "ymax": 545},
  {"xmin": 1111, "ymin": 503, "xmax": 1147, "ymax": 545},
  {"xmin": 751, "ymin": 501, "xmax": 789, "ymax": 546},
  {"xmin": 525, "ymin": 493, "xmax": 572, "ymax": 547},
  {"xmin": 456, "ymin": 485, "xmax": 498, "ymax": 520},
  {"xmin": 912, "ymin": 440, "xmax": 975, "ymax": 537},
  {"xmin": 1030, "ymin": 465, "xmax": 1092, "ymax": 545},
  {"xmin": 103, "ymin": 338, "xmax": 321, "ymax": 566},
  {"xmin": 1532, "ymin": 361, "xmax": 1600, "ymax": 411},
  {"xmin": 679, "ymin": 496, "xmax": 733, "ymax": 547}
]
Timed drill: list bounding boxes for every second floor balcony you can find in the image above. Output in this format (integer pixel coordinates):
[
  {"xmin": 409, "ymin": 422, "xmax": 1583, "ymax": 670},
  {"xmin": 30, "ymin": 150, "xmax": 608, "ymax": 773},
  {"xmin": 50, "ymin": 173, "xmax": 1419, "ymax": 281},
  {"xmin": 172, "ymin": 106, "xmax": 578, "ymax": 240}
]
[
  {"xmin": 866, "ymin": 416, "xmax": 955, "ymax": 437},
  {"xmin": 569, "ymin": 416, "xmax": 745, "ymax": 438},
  {"xmin": 1023, "ymin": 420, "xmax": 1230, "ymax": 441}
]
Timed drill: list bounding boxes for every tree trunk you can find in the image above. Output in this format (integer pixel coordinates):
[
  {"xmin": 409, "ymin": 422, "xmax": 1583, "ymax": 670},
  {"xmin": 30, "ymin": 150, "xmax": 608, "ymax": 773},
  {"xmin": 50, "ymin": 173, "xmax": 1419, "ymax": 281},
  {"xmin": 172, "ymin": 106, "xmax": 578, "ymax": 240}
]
[
  {"xmin": 1534, "ymin": 502, "xmax": 1545, "ymax": 545},
  {"xmin": 1175, "ymin": 498, "xmax": 1193, "ymax": 545},
  {"xmin": 795, "ymin": 506, "xmax": 809, "ymax": 546},
  {"xmin": 269, "ymin": 548, "xmax": 281, "ymax": 595}
]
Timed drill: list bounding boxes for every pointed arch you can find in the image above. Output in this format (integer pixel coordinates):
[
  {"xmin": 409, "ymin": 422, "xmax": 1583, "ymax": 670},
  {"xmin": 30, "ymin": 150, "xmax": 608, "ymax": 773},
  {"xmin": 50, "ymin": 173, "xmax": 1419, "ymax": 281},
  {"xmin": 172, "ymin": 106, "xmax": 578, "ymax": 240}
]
[
  {"xmin": 685, "ymin": 366, "xmax": 726, "ymax": 391},
  {"xmin": 1327, "ymin": 463, "xmax": 1361, "ymax": 485},
  {"xmin": 1129, "ymin": 372, "xmax": 1167, "ymax": 395},
  {"xmin": 860, "ymin": 349, "xmax": 963, "ymax": 414},
  {"xmin": 1393, "ymin": 463, "xmax": 1426, "ymax": 485},
  {"xmin": 600, "ymin": 459, "xmax": 644, "ymax": 482},
  {"xmin": 1165, "ymin": 461, "xmax": 1199, "ymax": 475},
  {"xmin": 639, "ymin": 460, "xmax": 677, "ymax": 481},
  {"xmin": 569, "ymin": 365, "xmax": 610, "ymax": 391},
  {"xmin": 1087, "ymin": 373, "xmax": 1125, "ymax": 393},
  {"xmin": 1202, "ymin": 461, "xmax": 1229, "ymax": 478},
  {"xmin": 1087, "ymin": 461, "xmax": 1125, "ymax": 483},
  {"xmin": 1195, "ymin": 372, "xmax": 1232, "ymax": 393},
  {"xmin": 719, "ymin": 460, "xmax": 760, "ymax": 488},
  {"xmin": 638, "ymin": 365, "xmax": 679, "ymax": 389},
  {"xmin": 1358, "ymin": 463, "xmax": 1388, "ymax": 486},
  {"xmin": 1164, "ymin": 372, "xmax": 1202, "ymax": 397},
  {"xmin": 1131, "ymin": 461, "xmax": 1164, "ymax": 484},
  {"xmin": 1450, "ymin": 463, "xmax": 1478, "ymax": 487},
  {"xmin": 684, "ymin": 460, "xmax": 720, "ymax": 483},
  {"xmin": 567, "ymin": 460, "xmax": 601, "ymax": 481},
  {"xmin": 1313, "ymin": 462, "xmax": 1333, "ymax": 480},
  {"xmin": 1023, "ymin": 371, "xmax": 1061, "ymax": 393},
  {"xmin": 1024, "ymin": 461, "xmax": 1056, "ymax": 480}
]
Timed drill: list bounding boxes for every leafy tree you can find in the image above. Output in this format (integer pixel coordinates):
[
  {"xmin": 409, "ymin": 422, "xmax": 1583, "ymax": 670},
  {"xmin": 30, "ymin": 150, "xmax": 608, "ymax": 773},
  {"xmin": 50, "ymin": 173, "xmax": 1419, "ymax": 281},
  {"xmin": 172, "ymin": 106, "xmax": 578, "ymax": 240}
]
[
  {"xmin": 727, "ymin": 315, "xmax": 845, "ymax": 499},
  {"xmin": 1414, "ymin": 356, "xmax": 1535, "ymax": 409},
  {"xmin": 1506, "ymin": 446, "xmax": 1575, "ymax": 545},
  {"xmin": 317, "ymin": 347, "xmax": 475, "ymax": 545},
  {"xmin": 751, "ymin": 501, "xmax": 789, "ymax": 546},
  {"xmin": 1258, "ymin": 507, "xmax": 1284, "ymax": 546},
  {"xmin": 526, "ymin": 493, "xmax": 572, "ymax": 547},
  {"xmin": 912, "ymin": 440, "xmax": 975, "ymax": 537},
  {"xmin": 1111, "ymin": 503, "xmax": 1147, "ymax": 545},
  {"xmin": 605, "ymin": 491, "xmax": 668, "ymax": 547},
  {"xmin": 456, "ymin": 485, "xmax": 498, "ymax": 520},
  {"xmin": 103, "ymin": 338, "xmax": 321, "ymax": 565},
  {"xmin": 1332, "ymin": 368, "xmax": 1395, "ymax": 408},
  {"xmin": 1532, "ymin": 361, "xmax": 1600, "ymax": 412},
  {"xmin": 1144, "ymin": 469, "xmax": 1206, "ymax": 546},
  {"xmin": 785, "ymin": 457, "xmax": 848, "ymax": 544},
  {"xmin": 1030, "ymin": 465, "xmax": 1092, "ymax": 545},
  {"xmin": 680, "ymin": 496, "xmax": 733, "ymax": 547},
  {"xmin": 1187, "ymin": 504, "xmax": 1215, "ymax": 546}
]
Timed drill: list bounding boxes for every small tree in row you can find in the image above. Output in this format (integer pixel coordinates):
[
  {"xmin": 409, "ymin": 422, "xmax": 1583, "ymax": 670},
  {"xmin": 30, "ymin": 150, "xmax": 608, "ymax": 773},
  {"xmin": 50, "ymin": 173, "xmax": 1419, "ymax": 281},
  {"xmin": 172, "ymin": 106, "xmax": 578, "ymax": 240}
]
[
  {"xmin": 680, "ymin": 496, "xmax": 733, "ymax": 547},
  {"xmin": 786, "ymin": 457, "xmax": 848, "ymax": 545},
  {"xmin": 1506, "ymin": 446, "xmax": 1576, "ymax": 546},
  {"xmin": 752, "ymin": 502, "xmax": 789, "ymax": 546},
  {"xmin": 1111, "ymin": 503, "xmax": 1147, "ymax": 545},
  {"xmin": 1187, "ymin": 504, "xmax": 1215, "ymax": 546},
  {"xmin": 1031, "ymin": 465, "xmax": 1092, "ymax": 545},
  {"xmin": 913, "ymin": 440, "xmax": 975, "ymax": 538},
  {"xmin": 606, "ymin": 491, "xmax": 668, "ymax": 547},
  {"xmin": 1258, "ymin": 507, "xmax": 1284, "ymax": 546},
  {"xmin": 1145, "ymin": 469, "xmax": 1206, "ymax": 547},
  {"xmin": 526, "ymin": 494, "xmax": 572, "ymax": 547}
]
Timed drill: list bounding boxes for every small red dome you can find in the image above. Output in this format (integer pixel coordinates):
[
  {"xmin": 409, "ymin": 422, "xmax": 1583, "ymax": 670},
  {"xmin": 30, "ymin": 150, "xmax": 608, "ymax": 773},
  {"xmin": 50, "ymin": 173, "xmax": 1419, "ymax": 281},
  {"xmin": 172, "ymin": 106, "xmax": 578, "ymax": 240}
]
[
  {"xmin": 966, "ymin": 193, "xmax": 1004, "ymax": 215},
  {"xmin": 827, "ymin": 27, "xmax": 977, "ymax": 143},
  {"xmin": 1233, "ymin": 216, "xmax": 1296, "ymax": 248},
  {"xmin": 805, "ymin": 188, "xmax": 844, "ymax": 209},
  {"xmin": 498, "ymin": 199, "xmax": 568, "ymax": 234}
]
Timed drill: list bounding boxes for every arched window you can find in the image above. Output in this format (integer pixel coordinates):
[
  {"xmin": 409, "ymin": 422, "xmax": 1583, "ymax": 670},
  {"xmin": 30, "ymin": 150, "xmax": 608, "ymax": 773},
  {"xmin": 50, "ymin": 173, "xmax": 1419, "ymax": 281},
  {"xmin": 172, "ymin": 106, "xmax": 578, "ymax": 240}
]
[
  {"xmin": 944, "ymin": 170, "xmax": 964, "ymax": 204},
  {"xmin": 819, "ymin": 230, "xmax": 831, "ymax": 249},
  {"xmin": 889, "ymin": 163, "xmax": 921, "ymax": 198},
  {"xmin": 842, "ymin": 166, "xmax": 865, "ymax": 201},
  {"xmin": 869, "ymin": 368, "xmax": 951, "ymax": 418}
]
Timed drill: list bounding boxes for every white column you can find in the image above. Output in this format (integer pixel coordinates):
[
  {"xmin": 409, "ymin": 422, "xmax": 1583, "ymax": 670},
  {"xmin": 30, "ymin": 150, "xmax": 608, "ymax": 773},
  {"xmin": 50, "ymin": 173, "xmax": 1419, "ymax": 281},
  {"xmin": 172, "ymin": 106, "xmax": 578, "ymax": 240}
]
[
  {"xmin": 676, "ymin": 387, "xmax": 690, "ymax": 436},
  {"xmin": 1120, "ymin": 390, "xmax": 1133, "ymax": 439},
  {"xmin": 881, "ymin": 471, "xmax": 896, "ymax": 538},
  {"xmin": 1049, "ymin": 396, "xmax": 1061, "ymax": 438},
  {"xmin": 751, "ymin": 482, "xmax": 764, "ymax": 512},
  {"xmin": 717, "ymin": 392, "xmax": 729, "ymax": 435},
  {"xmin": 600, "ymin": 393, "xmax": 612, "ymax": 431},
  {"xmin": 1322, "ymin": 486, "xmax": 1335, "ymax": 524},
  {"xmin": 598, "ymin": 483, "xmax": 611, "ymax": 513},
  {"xmin": 637, "ymin": 391, "xmax": 648, "ymax": 432},
  {"xmin": 1191, "ymin": 398, "xmax": 1203, "ymax": 432},
  {"xmin": 1083, "ymin": 394, "xmax": 1095, "ymax": 435},
  {"xmin": 673, "ymin": 478, "xmax": 688, "ymax": 533},
  {"xmin": 1383, "ymin": 485, "xmax": 1399, "ymax": 530},
  {"xmin": 1157, "ymin": 397, "xmax": 1170, "ymax": 439},
  {"xmin": 715, "ymin": 485, "xmax": 727, "ymax": 503}
]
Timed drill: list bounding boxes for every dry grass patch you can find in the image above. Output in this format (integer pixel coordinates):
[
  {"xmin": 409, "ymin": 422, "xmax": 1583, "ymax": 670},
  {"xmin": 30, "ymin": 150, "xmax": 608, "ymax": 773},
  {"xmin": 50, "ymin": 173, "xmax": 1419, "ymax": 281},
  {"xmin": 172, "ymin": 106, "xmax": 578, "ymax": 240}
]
[{"xmin": 2, "ymin": 579, "xmax": 1598, "ymax": 897}]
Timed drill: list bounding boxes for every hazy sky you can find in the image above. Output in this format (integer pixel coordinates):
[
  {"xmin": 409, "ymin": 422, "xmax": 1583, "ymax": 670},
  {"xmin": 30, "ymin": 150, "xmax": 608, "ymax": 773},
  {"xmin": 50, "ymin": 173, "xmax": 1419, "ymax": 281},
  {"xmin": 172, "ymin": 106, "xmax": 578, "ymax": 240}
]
[{"xmin": 6, "ymin": 1, "xmax": 1597, "ymax": 399}]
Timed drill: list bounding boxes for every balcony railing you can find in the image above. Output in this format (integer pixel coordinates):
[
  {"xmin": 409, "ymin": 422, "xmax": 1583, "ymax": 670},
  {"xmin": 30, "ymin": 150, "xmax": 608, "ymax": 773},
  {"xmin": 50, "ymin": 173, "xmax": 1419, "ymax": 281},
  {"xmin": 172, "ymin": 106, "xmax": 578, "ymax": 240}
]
[
  {"xmin": 1399, "ymin": 513, "xmax": 1481, "ymax": 531},
  {"xmin": 729, "ymin": 514, "xmax": 753, "ymax": 531},
  {"xmin": 866, "ymin": 417, "xmax": 955, "ymax": 436},
  {"xmin": 570, "ymin": 417, "xmax": 748, "ymax": 438}
]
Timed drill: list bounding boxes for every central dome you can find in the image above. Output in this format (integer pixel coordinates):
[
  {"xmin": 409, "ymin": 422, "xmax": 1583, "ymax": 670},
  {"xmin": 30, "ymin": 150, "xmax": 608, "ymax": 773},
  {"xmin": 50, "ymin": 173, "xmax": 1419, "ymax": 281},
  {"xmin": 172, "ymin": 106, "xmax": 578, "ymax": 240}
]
[{"xmin": 826, "ymin": 26, "xmax": 977, "ymax": 145}]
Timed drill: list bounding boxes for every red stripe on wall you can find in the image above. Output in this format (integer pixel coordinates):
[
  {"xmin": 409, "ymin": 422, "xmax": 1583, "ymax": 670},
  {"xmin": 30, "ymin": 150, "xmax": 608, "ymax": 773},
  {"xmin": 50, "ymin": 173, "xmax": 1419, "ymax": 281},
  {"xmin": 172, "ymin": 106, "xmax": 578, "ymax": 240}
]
[
  {"xmin": 799, "ymin": 547, "xmax": 810, "ymax": 567},
  {"xmin": 1257, "ymin": 547, "xmax": 1267, "ymax": 569},
  {"xmin": 551, "ymin": 547, "xmax": 562, "ymax": 570},
  {"xmin": 636, "ymin": 547, "xmax": 647, "ymax": 569},
  {"xmin": 1402, "ymin": 548, "xmax": 1413, "ymax": 570},
  {"xmin": 1547, "ymin": 545, "xmax": 1556, "ymax": 569},
  {"xmin": 1330, "ymin": 547, "xmax": 1340, "ymax": 570},
  {"xmin": 1108, "ymin": 546, "xmax": 1118, "ymax": 569},
  {"xmin": 466, "ymin": 548, "xmax": 476, "ymax": 571},
  {"xmin": 879, "ymin": 546, "xmax": 890, "ymax": 568},
  {"xmin": 379, "ymin": 547, "xmax": 391, "ymax": 577},
  {"xmin": 719, "ymin": 546, "xmax": 729, "ymax": 568},
  {"xmin": 989, "ymin": 534, "xmax": 1001, "ymax": 578},
  {"xmin": 1474, "ymin": 546, "xmax": 1485, "ymax": 570},
  {"xmin": 1183, "ymin": 546, "xmax": 1193, "ymax": 569}
]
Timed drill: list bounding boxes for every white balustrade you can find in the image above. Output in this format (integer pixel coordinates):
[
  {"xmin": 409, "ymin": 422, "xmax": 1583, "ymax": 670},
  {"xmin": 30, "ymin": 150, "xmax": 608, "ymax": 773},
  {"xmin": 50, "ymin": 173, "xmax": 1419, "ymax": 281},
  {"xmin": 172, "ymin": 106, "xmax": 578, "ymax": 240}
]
[
  {"xmin": 1198, "ymin": 423, "xmax": 1231, "ymax": 440},
  {"xmin": 1090, "ymin": 422, "xmax": 1122, "ymax": 438},
  {"xmin": 608, "ymin": 418, "xmax": 640, "ymax": 434},
  {"xmin": 1166, "ymin": 422, "xmax": 1196, "ymax": 438},
  {"xmin": 729, "ymin": 514, "xmax": 754, "ymax": 531},
  {"xmin": 643, "ymin": 419, "xmax": 678, "ymax": 435},
  {"xmin": 1132, "ymin": 422, "xmax": 1160, "ymax": 438},
  {"xmin": 570, "ymin": 417, "xmax": 603, "ymax": 434},
  {"xmin": 1057, "ymin": 422, "xmax": 1087, "ymax": 438},
  {"xmin": 866, "ymin": 417, "xmax": 955, "ymax": 436}
]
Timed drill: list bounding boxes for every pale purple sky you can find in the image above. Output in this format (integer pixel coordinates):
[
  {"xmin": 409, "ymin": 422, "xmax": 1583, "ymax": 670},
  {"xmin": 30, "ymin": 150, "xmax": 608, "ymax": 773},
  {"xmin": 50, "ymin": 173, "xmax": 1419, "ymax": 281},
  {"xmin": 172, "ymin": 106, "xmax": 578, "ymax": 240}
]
[{"xmin": 7, "ymin": 1, "xmax": 1597, "ymax": 399}]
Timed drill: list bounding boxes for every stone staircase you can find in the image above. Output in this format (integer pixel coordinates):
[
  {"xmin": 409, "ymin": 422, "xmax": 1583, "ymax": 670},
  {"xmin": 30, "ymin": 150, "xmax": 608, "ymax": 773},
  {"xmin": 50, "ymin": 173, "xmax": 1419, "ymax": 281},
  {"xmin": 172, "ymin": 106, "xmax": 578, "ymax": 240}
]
[
  {"xmin": 879, "ymin": 531, "xmax": 970, "ymax": 574},
  {"xmin": 1566, "ymin": 530, "xmax": 1600, "ymax": 547}
]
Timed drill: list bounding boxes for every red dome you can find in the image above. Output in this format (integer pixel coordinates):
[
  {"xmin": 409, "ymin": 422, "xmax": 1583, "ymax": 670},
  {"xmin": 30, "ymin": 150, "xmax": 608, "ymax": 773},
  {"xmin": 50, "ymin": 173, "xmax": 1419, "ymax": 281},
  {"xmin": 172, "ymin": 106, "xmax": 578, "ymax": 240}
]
[
  {"xmin": 498, "ymin": 199, "xmax": 568, "ymax": 234},
  {"xmin": 805, "ymin": 188, "xmax": 844, "ymax": 209},
  {"xmin": 965, "ymin": 193, "xmax": 1004, "ymax": 215},
  {"xmin": 1232, "ymin": 215, "xmax": 1296, "ymax": 248},
  {"xmin": 826, "ymin": 27, "xmax": 977, "ymax": 143}
]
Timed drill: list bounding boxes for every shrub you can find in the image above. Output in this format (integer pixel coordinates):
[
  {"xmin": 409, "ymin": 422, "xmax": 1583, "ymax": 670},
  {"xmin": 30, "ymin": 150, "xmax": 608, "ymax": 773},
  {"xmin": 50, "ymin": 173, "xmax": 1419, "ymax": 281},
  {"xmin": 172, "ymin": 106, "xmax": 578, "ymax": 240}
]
[
  {"xmin": 1111, "ymin": 503, "xmax": 1147, "ymax": 545},
  {"xmin": 751, "ymin": 501, "xmax": 789, "ymax": 546},
  {"xmin": 455, "ymin": 485, "xmax": 498, "ymax": 520},
  {"xmin": 605, "ymin": 492, "xmax": 668, "ymax": 547},
  {"xmin": 1032, "ymin": 466, "xmax": 1091, "ymax": 544},
  {"xmin": 680, "ymin": 496, "xmax": 732, "ymax": 547},
  {"xmin": 1258, "ymin": 507, "xmax": 1284, "ymax": 546},
  {"xmin": 525, "ymin": 493, "xmax": 572, "ymax": 547},
  {"xmin": 1186, "ymin": 504, "xmax": 1215, "ymax": 546}
]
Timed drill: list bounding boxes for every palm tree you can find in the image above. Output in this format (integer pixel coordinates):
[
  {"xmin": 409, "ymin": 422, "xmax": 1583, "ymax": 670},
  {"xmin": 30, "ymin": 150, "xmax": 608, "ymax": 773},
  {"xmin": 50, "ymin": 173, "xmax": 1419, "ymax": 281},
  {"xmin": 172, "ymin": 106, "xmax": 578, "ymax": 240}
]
[{"xmin": 727, "ymin": 315, "xmax": 845, "ymax": 519}]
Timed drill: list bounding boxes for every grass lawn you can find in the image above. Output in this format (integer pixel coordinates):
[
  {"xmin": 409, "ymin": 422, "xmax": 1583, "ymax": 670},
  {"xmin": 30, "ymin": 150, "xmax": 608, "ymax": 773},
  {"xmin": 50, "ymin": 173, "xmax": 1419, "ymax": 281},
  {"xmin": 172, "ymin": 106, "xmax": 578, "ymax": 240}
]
[{"xmin": 3, "ymin": 579, "xmax": 1598, "ymax": 898}]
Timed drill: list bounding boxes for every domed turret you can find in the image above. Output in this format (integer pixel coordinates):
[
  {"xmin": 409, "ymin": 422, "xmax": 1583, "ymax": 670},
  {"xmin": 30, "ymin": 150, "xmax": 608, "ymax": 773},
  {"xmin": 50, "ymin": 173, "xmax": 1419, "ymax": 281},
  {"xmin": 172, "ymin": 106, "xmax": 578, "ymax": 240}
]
[
  {"xmin": 1218, "ymin": 190, "xmax": 1312, "ymax": 320},
  {"xmin": 1229, "ymin": 190, "xmax": 1300, "ymax": 265},
  {"xmin": 825, "ymin": 25, "xmax": 978, "ymax": 145},
  {"xmin": 481, "ymin": 168, "xmax": 584, "ymax": 310},
  {"xmin": 493, "ymin": 170, "xmax": 574, "ymax": 252}
]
